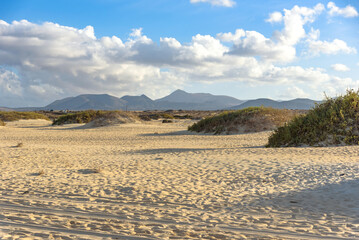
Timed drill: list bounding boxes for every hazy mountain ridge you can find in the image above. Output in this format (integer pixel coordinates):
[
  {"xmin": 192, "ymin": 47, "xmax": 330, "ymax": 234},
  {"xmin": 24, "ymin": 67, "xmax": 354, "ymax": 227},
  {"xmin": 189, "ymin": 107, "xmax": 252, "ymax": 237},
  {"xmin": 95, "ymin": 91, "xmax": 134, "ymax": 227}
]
[
  {"xmin": 0, "ymin": 107, "xmax": 14, "ymax": 112},
  {"xmin": 229, "ymin": 98, "xmax": 321, "ymax": 110},
  {"xmin": 156, "ymin": 89, "xmax": 243, "ymax": 105},
  {"xmin": 42, "ymin": 90, "xmax": 247, "ymax": 111},
  {"xmin": 7, "ymin": 90, "xmax": 321, "ymax": 111},
  {"xmin": 45, "ymin": 94, "xmax": 128, "ymax": 110}
]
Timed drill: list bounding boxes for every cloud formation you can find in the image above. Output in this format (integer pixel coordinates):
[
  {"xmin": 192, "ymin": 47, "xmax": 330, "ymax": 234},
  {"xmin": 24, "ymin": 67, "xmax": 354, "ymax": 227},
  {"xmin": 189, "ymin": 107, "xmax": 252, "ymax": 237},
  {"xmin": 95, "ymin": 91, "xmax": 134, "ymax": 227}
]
[
  {"xmin": 327, "ymin": 2, "xmax": 358, "ymax": 18},
  {"xmin": 331, "ymin": 63, "xmax": 350, "ymax": 72},
  {"xmin": 266, "ymin": 12, "xmax": 283, "ymax": 23},
  {"xmin": 307, "ymin": 38, "xmax": 357, "ymax": 55},
  {"xmin": 0, "ymin": 2, "xmax": 357, "ymax": 107},
  {"xmin": 279, "ymin": 86, "xmax": 309, "ymax": 99},
  {"xmin": 190, "ymin": 0, "xmax": 235, "ymax": 7},
  {"xmin": 220, "ymin": 3, "xmax": 325, "ymax": 62}
]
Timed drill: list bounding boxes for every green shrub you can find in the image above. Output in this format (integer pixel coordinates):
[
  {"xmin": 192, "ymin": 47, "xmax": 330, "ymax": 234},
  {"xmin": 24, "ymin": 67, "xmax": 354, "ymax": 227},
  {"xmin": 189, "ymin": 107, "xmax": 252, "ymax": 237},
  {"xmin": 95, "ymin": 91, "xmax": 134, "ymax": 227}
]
[
  {"xmin": 161, "ymin": 113, "xmax": 175, "ymax": 119},
  {"xmin": 188, "ymin": 107, "xmax": 298, "ymax": 135},
  {"xmin": 266, "ymin": 89, "xmax": 359, "ymax": 147},
  {"xmin": 0, "ymin": 111, "xmax": 49, "ymax": 122},
  {"xmin": 52, "ymin": 110, "xmax": 108, "ymax": 125}
]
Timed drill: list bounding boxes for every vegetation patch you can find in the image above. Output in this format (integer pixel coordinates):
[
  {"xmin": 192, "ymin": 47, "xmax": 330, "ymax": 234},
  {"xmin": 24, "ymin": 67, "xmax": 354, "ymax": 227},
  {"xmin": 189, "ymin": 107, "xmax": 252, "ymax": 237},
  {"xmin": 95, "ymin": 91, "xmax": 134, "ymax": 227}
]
[
  {"xmin": 0, "ymin": 111, "xmax": 49, "ymax": 122},
  {"xmin": 139, "ymin": 113, "xmax": 177, "ymax": 121},
  {"xmin": 267, "ymin": 90, "xmax": 359, "ymax": 147},
  {"xmin": 0, "ymin": 119, "xmax": 5, "ymax": 126},
  {"xmin": 52, "ymin": 110, "xmax": 139, "ymax": 127},
  {"xmin": 188, "ymin": 107, "xmax": 300, "ymax": 135},
  {"xmin": 84, "ymin": 111, "xmax": 139, "ymax": 128},
  {"xmin": 53, "ymin": 110, "xmax": 110, "ymax": 125}
]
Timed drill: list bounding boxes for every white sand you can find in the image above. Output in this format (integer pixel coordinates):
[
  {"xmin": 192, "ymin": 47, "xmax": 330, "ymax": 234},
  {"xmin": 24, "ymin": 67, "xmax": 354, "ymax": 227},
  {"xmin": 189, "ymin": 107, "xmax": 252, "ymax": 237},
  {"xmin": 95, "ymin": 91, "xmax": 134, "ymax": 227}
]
[{"xmin": 1, "ymin": 119, "xmax": 359, "ymax": 239}]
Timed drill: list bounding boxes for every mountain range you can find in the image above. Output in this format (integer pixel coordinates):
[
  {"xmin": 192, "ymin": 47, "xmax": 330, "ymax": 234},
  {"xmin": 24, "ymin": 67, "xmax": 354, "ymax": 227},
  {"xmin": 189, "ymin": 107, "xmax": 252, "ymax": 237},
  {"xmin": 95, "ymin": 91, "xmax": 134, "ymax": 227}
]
[
  {"xmin": 2, "ymin": 90, "xmax": 322, "ymax": 111},
  {"xmin": 228, "ymin": 98, "xmax": 320, "ymax": 110}
]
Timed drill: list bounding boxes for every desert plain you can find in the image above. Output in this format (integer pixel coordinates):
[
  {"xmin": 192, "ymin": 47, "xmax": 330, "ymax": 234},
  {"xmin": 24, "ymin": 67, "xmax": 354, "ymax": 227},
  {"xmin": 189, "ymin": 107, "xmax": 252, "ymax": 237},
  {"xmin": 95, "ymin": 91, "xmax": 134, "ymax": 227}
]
[{"xmin": 1, "ymin": 119, "xmax": 359, "ymax": 239}]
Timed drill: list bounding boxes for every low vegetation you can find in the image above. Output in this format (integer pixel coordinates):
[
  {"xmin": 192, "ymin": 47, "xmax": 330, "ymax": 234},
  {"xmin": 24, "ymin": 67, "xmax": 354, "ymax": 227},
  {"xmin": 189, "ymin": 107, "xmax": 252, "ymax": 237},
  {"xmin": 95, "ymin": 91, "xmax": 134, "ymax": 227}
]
[
  {"xmin": 267, "ymin": 90, "xmax": 359, "ymax": 147},
  {"xmin": 139, "ymin": 112, "xmax": 191, "ymax": 121},
  {"xmin": 53, "ymin": 110, "xmax": 105, "ymax": 125},
  {"xmin": 188, "ymin": 107, "xmax": 301, "ymax": 135},
  {"xmin": 0, "ymin": 111, "xmax": 49, "ymax": 122},
  {"xmin": 52, "ymin": 110, "xmax": 139, "ymax": 126},
  {"xmin": 0, "ymin": 119, "xmax": 5, "ymax": 126}
]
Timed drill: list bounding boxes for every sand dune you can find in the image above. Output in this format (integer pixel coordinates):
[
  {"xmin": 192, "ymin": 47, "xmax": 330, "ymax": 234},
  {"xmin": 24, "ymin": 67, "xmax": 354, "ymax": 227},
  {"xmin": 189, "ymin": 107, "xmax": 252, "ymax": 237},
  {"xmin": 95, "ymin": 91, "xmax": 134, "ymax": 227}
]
[{"xmin": 1, "ymin": 119, "xmax": 359, "ymax": 239}]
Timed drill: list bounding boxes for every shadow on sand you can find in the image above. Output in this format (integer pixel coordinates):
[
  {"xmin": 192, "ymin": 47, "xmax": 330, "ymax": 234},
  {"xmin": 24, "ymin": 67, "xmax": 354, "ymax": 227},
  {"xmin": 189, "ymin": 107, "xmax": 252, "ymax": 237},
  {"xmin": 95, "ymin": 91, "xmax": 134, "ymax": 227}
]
[
  {"xmin": 139, "ymin": 130, "xmax": 206, "ymax": 137},
  {"xmin": 131, "ymin": 147, "xmax": 219, "ymax": 155},
  {"xmin": 254, "ymin": 178, "xmax": 359, "ymax": 219}
]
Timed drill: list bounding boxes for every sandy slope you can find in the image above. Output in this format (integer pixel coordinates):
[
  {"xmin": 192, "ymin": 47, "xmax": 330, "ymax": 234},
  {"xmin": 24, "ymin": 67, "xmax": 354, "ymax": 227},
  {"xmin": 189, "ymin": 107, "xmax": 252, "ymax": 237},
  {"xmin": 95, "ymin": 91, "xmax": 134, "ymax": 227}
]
[{"xmin": 1, "ymin": 119, "xmax": 359, "ymax": 239}]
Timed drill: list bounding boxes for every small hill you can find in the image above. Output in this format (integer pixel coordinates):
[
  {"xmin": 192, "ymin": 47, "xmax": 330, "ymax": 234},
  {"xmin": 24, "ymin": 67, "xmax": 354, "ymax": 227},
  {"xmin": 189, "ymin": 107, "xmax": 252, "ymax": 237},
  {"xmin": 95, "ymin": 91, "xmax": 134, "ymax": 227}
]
[
  {"xmin": 267, "ymin": 90, "xmax": 359, "ymax": 147},
  {"xmin": 283, "ymin": 98, "xmax": 321, "ymax": 109},
  {"xmin": 52, "ymin": 110, "xmax": 139, "ymax": 127},
  {"xmin": 230, "ymin": 98, "xmax": 320, "ymax": 110},
  {"xmin": 188, "ymin": 107, "xmax": 302, "ymax": 135},
  {"xmin": 0, "ymin": 111, "xmax": 49, "ymax": 122},
  {"xmin": 83, "ymin": 111, "xmax": 139, "ymax": 128}
]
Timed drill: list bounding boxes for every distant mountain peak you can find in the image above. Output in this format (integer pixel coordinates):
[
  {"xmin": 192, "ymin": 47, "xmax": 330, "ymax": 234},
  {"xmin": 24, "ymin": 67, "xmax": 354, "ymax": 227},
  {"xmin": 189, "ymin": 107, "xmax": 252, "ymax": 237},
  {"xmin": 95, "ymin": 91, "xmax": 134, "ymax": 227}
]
[
  {"xmin": 140, "ymin": 94, "xmax": 152, "ymax": 100},
  {"xmin": 173, "ymin": 89, "xmax": 186, "ymax": 93}
]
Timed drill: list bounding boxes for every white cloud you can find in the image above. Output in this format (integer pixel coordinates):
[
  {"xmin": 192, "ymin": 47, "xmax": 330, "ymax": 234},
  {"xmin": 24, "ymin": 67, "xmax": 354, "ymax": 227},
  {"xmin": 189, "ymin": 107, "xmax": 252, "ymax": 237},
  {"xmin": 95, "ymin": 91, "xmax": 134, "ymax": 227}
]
[
  {"xmin": 278, "ymin": 86, "xmax": 309, "ymax": 99},
  {"xmin": 220, "ymin": 4, "xmax": 325, "ymax": 63},
  {"xmin": 0, "ymin": 68, "xmax": 25, "ymax": 107},
  {"xmin": 327, "ymin": 2, "xmax": 358, "ymax": 18},
  {"xmin": 274, "ymin": 3, "xmax": 325, "ymax": 46},
  {"xmin": 217, "ymin": 29, "xmax": 245, "ymax": 44},
  {"xmin": 224, "ymin": 30, "xmax": 296, "ymax": 62},
  {"xmin": 331, "ymin": 63, "xmax": 350, "ymax": 72},
  {"xmin": 266, "ymin": 11, "xmax": 283, "ymax": 23},
  {"xmin": 0, "ymin": 68, "xmax": 22, "ymax": 96},
  {"xmin": 307, "ymin": 38, "xmax": 357, "ymax": 55},
  {"xmin": 190, "ymin": 0, "xmax": 235, "ymax": 7}
]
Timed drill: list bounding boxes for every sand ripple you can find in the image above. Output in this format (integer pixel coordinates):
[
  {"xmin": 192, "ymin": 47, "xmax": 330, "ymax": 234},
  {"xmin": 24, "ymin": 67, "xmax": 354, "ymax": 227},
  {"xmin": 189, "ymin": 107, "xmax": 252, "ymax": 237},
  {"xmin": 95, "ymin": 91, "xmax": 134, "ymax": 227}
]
[{"xmin": 0, "ymin": 120, "xmax": 359, "ymax": 239}]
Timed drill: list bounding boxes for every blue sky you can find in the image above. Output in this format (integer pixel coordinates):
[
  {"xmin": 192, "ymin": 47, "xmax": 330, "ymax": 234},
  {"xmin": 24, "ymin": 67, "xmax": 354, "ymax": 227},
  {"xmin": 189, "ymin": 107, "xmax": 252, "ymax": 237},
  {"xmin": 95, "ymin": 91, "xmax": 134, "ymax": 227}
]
[{"xmin": 0, "ymin": 0, "xmax": 358, "ymax": 107}]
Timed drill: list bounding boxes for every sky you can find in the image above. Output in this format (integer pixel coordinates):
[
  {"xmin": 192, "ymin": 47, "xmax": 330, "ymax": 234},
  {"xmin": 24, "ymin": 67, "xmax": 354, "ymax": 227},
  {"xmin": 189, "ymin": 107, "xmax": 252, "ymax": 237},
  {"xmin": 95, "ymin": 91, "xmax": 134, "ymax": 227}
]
[{"xmin": 0, "ymin": 0, "xmax": 358, "ymax": 107}]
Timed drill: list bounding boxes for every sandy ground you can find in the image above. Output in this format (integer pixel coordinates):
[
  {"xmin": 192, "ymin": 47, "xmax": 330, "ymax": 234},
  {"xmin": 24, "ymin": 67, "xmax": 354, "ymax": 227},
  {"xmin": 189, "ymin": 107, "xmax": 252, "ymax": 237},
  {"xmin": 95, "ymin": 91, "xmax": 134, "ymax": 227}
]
[{"xmin": 1, "ymin": 119, "xmax": 359, "ymax": 239}]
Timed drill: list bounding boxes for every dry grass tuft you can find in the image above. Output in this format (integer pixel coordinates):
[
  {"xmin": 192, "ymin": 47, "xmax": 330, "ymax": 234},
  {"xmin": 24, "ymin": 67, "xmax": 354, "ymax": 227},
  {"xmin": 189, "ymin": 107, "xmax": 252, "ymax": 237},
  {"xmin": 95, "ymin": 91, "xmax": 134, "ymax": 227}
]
[
  {"xmin": 15, "ymin": 142, "xmax": 24, "ymax": 148},
  {"xmin": 0, "ymin": 111, "xmax": 49, "ymax": 122}
]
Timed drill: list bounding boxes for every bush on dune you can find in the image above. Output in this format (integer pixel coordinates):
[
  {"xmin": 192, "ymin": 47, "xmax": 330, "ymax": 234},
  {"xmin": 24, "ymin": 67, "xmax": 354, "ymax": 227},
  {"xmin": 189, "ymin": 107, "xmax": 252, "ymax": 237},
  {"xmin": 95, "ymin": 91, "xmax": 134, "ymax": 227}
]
[
  {"xmin": 52, "ymin": 110, "xmax": 103, "ymax": 125},
  {"xmin": 188, "ymin": 107, "xmax": 300, "ymax": 135},
  {"xmin": 267, "ymin": 90, "xmax": 359, "ymax": 147},
  {"xmin": 52, "ymin": 110, "xmax": 139, "ymax": 126},
  {"xmin": 0, "ymin": 111, "xmax": 49, "ymax": 122}
]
